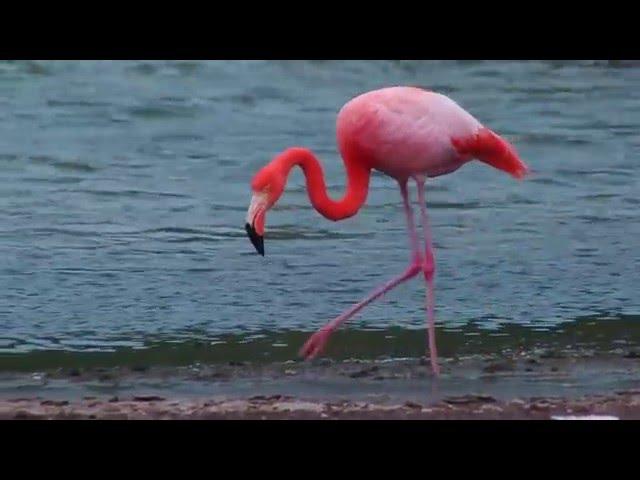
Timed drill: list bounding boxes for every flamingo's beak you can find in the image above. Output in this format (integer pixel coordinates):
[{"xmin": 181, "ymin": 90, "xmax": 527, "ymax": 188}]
[
  {"xmin": 245, "ymin": 222, "xmax": 264, "ymax": 256},
  {"xmin": 245, "ymin": 192, "xmax": 267, "ymax": 256}
]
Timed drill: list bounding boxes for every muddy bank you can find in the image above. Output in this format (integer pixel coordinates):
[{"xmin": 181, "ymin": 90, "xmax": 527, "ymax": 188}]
[
  {"xmin": 2, "ymin": 391, "xmax": 640, "ymax": 419},
  {"xmin": 1, "ymin": 353, "xmax": 639, "ymax": 419}
]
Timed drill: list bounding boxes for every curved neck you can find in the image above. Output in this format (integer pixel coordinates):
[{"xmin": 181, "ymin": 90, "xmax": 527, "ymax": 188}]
[{"xmin": 276, "ymin": 147, "xmax": 371, "ymax": 221}]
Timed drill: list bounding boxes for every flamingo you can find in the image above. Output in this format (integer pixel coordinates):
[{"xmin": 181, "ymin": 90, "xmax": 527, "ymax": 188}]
[{"xmin": 245, "ymin": 86, "xmax": 529, "ymax": 376}]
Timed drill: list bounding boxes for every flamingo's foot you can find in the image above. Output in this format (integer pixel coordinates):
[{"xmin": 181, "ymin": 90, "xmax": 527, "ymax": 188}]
[
  {"xmin": 422, "ymin": 353, "xmax": 441, "ymax": 377},
  {"xmin": 430, "ymin": 355, "xmax": 441, "ymax": 377},
  {"xmin": 300, "ymin": 327, "xmax": 333, "ymax": 360}
]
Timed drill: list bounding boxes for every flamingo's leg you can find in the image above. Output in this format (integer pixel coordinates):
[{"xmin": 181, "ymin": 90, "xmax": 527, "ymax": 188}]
[
  {"xmin": 300, "ymin": 180, "xmax": 423, "ymax": 360},
  {"xmin": 415, "ymin": 176, "xmax": 440, "ymax": 376}
]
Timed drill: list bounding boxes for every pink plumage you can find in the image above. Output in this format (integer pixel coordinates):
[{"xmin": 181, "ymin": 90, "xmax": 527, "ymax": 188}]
[
  {"xmin": 337, "ymin": 86, "xmax": 526, "ymax": 180},
  {"xmin": 246, "ymin": 86, "xmax": 530, "ymax": 376}
]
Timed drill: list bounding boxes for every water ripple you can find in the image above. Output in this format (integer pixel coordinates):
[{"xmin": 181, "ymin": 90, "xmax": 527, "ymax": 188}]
[{"xmin": 1, "ymin": 60, "xmax": 638, "ymax": 360}]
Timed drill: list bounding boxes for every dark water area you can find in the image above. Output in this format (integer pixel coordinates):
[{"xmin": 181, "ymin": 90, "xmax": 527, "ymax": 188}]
[{"xmin": 1, "ymin": 60, "xmax": 639, "ymax": 372}]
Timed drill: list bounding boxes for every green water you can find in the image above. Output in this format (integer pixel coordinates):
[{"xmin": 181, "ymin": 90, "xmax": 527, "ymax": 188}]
[{"xmin": 1, "ymin": 60, "xmax": 639, "ymax": 372}]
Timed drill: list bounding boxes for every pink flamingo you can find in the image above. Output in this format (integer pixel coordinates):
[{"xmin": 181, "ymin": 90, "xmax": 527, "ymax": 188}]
[{"xmin": 245, "ymin": 87, "xmax": 529, "ymax": 375}]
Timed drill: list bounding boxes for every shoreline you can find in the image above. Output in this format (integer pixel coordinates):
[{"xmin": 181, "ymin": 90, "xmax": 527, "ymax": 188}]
[
  {"xmin": 3, "ymin": 392, "xmax": 640, "ymax": 420},
  {"xmin": 2, "ymin": 353, "xmax": 639, "ymax": 419}
]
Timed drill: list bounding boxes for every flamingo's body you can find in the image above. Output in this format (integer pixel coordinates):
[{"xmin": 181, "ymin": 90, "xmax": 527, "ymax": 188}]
[
  {"xmin": 338, "ymin": 88, "xmax": 481, "ymax": 179},
  {"xmin": 245, "ymin": 87, "xmax": 529, "ymax": 375}
]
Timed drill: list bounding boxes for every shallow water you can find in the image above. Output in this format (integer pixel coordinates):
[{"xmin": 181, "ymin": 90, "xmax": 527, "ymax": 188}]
[{"xmin": 1, "ymin": 60, "xmax": 639, "ymax": 369}]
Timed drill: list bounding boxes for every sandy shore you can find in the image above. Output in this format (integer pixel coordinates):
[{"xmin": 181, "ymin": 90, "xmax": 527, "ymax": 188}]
[
  {"xmin": 2, "ymin": 391, "xmax": 640, "ymax": 419},
  {"xmin": 2, "ymin": 353, "xmax": 639, "ymax": 419}
]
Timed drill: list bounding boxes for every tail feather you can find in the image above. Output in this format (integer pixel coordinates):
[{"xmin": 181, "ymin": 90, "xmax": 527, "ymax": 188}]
[{"xmin": 452, "ymin": 128, "xmax": 529, "ymax": 180}]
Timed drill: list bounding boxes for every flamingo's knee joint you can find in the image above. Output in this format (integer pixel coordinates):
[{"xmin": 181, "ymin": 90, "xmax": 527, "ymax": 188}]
[
  {"xmin": 402, "ymin": 262, "xmax": 422, "ymax": 280},
  {"xmin": 422, "ymin": 260, "xmax": 435, "ymax": 280}
]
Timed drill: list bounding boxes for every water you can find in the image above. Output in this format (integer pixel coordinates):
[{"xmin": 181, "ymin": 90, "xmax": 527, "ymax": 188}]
[{"xmin": 1, "ymin": 60, "xmax": 639, "ymax": 369}]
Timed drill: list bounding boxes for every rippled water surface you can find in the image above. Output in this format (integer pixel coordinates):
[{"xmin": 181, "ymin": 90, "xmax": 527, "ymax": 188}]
[{"xmin": 1, "ymin": 60, "xmax": 639, "ymax": 366}]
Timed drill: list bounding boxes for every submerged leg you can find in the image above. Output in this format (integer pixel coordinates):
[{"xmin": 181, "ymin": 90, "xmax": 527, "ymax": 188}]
[
  {"xmin": 300, "ymin": 180, "xmax": 423, "ymax": 360},
  {"xmin": 415, "ymin": 176, "xmax": 440, "ymax": 376}
]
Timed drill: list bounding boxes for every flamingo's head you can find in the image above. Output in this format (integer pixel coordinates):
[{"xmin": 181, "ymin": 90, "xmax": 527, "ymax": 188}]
[{"xmin": 245, "ymin": 164, "xmax": 286, "ymax": 256}]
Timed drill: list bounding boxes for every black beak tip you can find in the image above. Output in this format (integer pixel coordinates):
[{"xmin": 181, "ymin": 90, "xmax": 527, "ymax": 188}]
[{"xmin": 245, "ymin": 223, "xmax": 264, "ymax": 256}]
